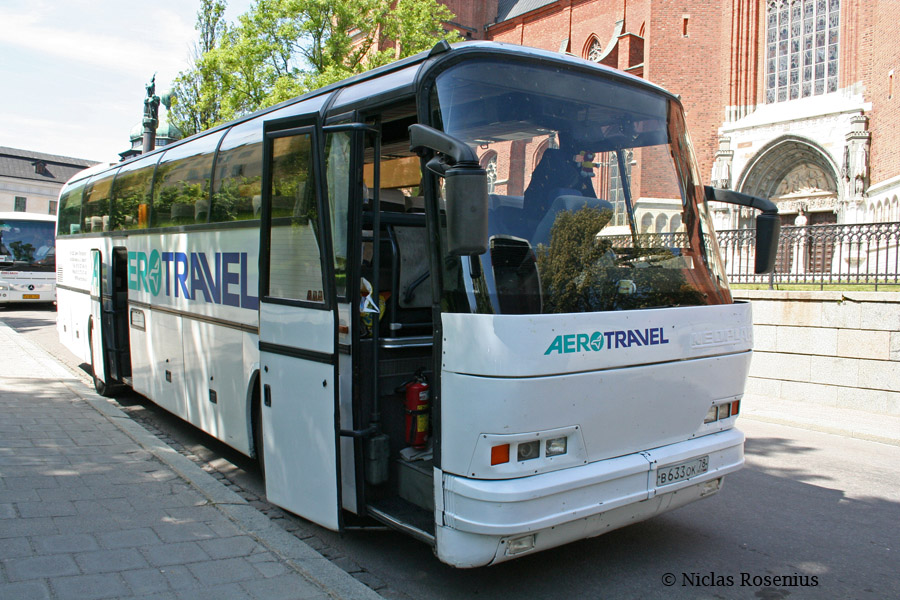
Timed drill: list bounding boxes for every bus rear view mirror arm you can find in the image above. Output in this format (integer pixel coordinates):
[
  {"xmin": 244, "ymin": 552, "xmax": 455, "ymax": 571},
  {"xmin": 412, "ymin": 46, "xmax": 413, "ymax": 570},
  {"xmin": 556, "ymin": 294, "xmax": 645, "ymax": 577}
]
[
  {"xmin": 409, "ymin": 124, "xmax": 489, "ymax": 256},
  {"xmin": 705, "ymin": 186, "xmax": 781, "ymax": 275}
]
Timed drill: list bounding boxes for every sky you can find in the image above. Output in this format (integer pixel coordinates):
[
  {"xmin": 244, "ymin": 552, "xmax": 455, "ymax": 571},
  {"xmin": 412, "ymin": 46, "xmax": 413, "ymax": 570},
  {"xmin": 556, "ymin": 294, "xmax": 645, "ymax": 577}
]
[{"xmin": 0, "ymin": 0, "xmax": 251, "ymax": 165}]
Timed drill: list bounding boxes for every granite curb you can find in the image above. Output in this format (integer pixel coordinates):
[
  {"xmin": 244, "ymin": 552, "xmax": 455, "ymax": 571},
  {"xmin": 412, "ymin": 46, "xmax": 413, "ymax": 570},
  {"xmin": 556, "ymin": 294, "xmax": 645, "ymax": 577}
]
[{"xmin": 741, "ymin": 393, "xmax": 900, "ymax": 447}]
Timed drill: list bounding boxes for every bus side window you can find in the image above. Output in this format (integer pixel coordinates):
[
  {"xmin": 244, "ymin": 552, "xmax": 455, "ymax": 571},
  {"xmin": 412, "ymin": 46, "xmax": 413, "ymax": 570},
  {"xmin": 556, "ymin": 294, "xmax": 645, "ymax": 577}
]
[
  {"xmin": 111, "ymin": 156, "xmax": 156, "ymax": 230},
  {"xmin": 82, "ymin": 172, "xmax": 116, "ymax": 233},
  {"xmin": 325, "ymin": 131, "xmax": 352, "ymax": 298},
  {"xmin": 212, "ymin": 121, "xmax": 263, "ymax": 223},
  {"xmin": 58, "ymin": 180, "xmax": 86, "ymax": 236},
  {"xmin": 152, "ymin": 131, "xmax": 223, "ymax": 227}
]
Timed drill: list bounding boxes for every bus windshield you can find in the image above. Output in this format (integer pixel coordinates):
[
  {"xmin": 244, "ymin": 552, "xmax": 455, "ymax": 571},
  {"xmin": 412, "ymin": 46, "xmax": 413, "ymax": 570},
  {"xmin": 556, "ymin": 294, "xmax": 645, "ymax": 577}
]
[
  {"xmin": 0, "ymin": 218, "xmax": 55, "ymax": 271},
  {"xmin": 432, "ymin": 58, "xmax": 730, "ymax": 314}
]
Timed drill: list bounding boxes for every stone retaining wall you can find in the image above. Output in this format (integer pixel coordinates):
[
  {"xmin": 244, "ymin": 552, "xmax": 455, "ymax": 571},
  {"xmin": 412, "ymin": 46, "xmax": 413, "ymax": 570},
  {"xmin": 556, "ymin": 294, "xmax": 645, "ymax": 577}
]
[{"xmin": 732, "ymin": 290, "xmax": 900, "ymax": 416}]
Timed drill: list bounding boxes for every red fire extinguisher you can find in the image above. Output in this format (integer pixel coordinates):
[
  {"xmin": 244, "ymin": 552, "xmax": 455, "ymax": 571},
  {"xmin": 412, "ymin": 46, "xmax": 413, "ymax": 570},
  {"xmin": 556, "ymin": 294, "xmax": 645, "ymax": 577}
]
[{"xmin": 397, "ymin": 369, "xmax": 430, "ymax": 449}]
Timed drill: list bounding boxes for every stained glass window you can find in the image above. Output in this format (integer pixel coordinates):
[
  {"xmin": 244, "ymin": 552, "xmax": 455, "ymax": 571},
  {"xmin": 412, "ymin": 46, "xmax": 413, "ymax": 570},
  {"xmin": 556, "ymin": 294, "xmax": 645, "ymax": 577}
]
[{"xmin": 765, "ymin": 0, "xmax": 839, "ymax": 103}]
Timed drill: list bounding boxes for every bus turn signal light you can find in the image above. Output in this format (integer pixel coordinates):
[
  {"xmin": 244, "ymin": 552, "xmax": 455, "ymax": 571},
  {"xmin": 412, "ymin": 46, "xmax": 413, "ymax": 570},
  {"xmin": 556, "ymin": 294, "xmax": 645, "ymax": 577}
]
[{"xmin": 491, "ymin": 444, "xmax": 510, "ymax": 465}]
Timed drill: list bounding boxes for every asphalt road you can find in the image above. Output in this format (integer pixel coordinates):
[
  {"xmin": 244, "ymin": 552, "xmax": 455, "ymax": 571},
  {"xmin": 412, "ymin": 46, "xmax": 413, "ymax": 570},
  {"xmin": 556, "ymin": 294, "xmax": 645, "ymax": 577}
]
[{"xmin": 3, "ymin": 303, "xmax": 898, "ymax": 599}]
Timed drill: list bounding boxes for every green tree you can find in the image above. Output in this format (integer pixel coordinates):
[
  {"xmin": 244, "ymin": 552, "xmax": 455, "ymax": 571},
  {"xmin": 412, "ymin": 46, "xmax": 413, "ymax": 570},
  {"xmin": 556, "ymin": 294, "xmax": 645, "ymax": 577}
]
[
  {"xmin": 173, "ymin": 0, "xmax": 461, "ymax": 129},
  {"xmin": 169, "ymin": 0, "xmax": 228, "ymax": 136}
]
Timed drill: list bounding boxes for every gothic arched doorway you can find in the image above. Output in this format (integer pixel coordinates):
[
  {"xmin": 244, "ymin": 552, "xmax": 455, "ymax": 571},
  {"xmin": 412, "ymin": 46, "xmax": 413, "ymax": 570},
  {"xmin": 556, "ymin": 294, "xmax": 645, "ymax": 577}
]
[
  {"xmin": 737, "ymin": 136, "xmax": 840, "ymax": 228},
  {"xmin": 738, "ymin": 137, "xmax": 841, "ymax": 274}
]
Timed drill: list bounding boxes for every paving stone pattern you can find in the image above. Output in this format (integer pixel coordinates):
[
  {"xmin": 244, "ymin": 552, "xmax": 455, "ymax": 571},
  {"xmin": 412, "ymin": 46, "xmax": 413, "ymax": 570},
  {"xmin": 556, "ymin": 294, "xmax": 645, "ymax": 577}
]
[{"xmin": 0, "ymin": 322, "xmax": 380, "ymax": 600}]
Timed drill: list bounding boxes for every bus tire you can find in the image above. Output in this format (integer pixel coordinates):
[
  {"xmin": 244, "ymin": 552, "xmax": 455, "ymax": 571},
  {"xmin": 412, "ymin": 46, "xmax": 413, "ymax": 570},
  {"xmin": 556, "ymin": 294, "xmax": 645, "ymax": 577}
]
[
  {"xmin": 251, "ymin": 381, "xmax": 265, "ymax": 479},
  {"xmin": 88, "ymin": 322, "xmax": 115, "ymax": 398}
]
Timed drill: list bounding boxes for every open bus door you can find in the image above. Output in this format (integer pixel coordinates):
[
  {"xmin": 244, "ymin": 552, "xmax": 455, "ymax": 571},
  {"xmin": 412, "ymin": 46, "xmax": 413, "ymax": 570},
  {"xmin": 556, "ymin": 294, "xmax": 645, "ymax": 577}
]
[
  {"xmin": 105, "ymin": 247, "xmax": 131, "ymax": 383},
  {"xmin": 258, "ymin": 121, "xmax": 342, "ymax": 530},
  {"xmin": 89, "ymin": 247, "xmax": 131, "ymax": 396},
  {"xmin": 88, "ymin": 249, "xmax": 107, "ymax": 394}
]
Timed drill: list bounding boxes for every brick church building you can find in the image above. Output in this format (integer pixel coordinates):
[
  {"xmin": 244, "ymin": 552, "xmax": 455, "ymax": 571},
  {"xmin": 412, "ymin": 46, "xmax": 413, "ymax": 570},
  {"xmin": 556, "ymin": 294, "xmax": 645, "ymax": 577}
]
[{"xmin": 428, "ymin": 0, "xmax": 900, "ymax": 230}]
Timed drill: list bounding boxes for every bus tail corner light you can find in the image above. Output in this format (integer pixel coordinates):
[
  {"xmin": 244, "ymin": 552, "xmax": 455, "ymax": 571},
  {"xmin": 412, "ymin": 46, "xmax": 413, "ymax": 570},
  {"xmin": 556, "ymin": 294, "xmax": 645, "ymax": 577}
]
[{"xmin": 704, "ymin": 399, "xmax": 741, "ymax": 425}]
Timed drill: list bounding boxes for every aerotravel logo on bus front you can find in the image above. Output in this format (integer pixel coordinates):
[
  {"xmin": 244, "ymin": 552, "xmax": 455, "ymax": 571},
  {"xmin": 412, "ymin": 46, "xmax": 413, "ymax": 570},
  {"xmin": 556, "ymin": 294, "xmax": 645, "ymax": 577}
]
[{"xmin": 544, "ymin": 327, "xmax": 670, "ymax": 355}]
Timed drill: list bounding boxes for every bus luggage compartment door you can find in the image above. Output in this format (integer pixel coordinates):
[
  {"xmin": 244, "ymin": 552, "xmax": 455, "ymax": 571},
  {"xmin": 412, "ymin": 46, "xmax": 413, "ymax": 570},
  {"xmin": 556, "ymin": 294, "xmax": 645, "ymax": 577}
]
[{"xmin": 258, "ymin": 304, "xmax": 340, "ymax": 530}]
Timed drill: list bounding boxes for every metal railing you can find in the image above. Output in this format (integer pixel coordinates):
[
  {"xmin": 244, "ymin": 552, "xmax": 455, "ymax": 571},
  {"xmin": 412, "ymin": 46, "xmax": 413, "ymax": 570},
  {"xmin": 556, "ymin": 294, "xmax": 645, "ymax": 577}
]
[{"xmin": 717, "ymin": 222, "xmax": 900, "ymax": 289}]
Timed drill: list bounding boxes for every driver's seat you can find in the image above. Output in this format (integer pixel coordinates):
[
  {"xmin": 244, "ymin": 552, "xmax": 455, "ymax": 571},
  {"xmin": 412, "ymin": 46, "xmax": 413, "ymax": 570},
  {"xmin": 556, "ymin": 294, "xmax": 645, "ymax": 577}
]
[{"xmin": 523, "ymin": 149, "xmax": 596, "ymax": 224}]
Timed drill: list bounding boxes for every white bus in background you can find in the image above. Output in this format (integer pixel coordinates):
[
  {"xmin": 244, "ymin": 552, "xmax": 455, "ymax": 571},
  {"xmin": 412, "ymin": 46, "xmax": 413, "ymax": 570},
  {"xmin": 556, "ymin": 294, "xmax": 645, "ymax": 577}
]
[
  {"xmin": 0, "ymin": 212, "xmax": 57, "ymax": 305},
  {"xmin": 54, "ymin": 41, "xmax": 780, "ymax": 567}
]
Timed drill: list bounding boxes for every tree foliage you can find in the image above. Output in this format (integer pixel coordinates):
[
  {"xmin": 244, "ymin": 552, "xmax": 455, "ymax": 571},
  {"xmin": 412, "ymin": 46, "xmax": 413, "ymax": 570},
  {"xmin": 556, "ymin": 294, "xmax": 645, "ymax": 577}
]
[
  {"xmin": 171, "ymin": 0, "xmax": 461, "ymax": 133},
  {"xmin": 169, "ymin": 0, "xmax": 228, "ymax": 137}
]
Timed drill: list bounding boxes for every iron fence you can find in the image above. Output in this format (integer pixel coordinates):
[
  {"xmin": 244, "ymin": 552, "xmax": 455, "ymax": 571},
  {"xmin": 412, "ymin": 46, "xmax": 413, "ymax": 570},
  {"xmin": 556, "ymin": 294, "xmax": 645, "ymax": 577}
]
[{"xmin": 717, "ymin": 221, "xmax": 900, "ymax": 288}]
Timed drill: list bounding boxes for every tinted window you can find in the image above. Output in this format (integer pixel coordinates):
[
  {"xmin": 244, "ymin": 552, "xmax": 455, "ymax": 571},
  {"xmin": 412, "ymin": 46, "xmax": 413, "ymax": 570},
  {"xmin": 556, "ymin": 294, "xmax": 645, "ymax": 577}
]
[
  {"xmin": 152, "ymin": 132, "xmax": 224, "ymax": 227},
  {"xmin": 325, "ymin": 131, "xmax": 352, "ymax": 297},
  {"xmin": 82, "ymin": 171, "xmax": 118, "ymax": 233},
  {"xmin": 267, "ymin": 132, "xmax": 323, "ymax": 302},
  {"xmin": 112, "ymin": 154, "xmax": 158, "ymax": 230},
  {"xmin": 58, "ymin": 180, "xmax": 87, "ymax": 236},
  {"xmin": 211, "ymin": 120, "xmax": 262, "ymax": 223}
]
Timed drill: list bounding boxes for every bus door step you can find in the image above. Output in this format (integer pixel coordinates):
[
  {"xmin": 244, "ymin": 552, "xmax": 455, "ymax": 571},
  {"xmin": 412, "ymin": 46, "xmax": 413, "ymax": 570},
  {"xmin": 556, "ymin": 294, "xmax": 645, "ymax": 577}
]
[{"xmin": 367, "ymin": 496, "xmax": 435, "ymax": 544}]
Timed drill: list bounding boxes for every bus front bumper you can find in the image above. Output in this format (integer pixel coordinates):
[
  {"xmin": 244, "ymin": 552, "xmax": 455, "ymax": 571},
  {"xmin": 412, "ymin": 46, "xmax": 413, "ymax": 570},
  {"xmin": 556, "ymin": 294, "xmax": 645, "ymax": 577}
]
[
  {"xmin": 0, "ymin": 288, "xmax": 55, "ymax": 303},
  {"xmin": 435, "ymin": 427, "xmax": 744, "ymax": 567}
]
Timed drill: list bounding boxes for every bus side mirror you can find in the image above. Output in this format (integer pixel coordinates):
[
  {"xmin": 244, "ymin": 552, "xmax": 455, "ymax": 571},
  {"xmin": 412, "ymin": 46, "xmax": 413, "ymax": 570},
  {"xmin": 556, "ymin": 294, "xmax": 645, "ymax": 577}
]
[
  {"xmin": 410, "ymin": 124, "xmax": 488, "ymax": 256},
  {"xmin": 705, "ymin": 186, "xmax": 781, "ymax": 274}
]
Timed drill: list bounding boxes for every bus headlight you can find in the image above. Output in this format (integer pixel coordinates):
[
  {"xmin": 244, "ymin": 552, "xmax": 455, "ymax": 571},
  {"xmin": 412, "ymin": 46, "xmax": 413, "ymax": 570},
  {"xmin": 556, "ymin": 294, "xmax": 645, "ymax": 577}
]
[
  {"xmin": 545, "ymin": 436, "xmax": 567, "ymax": 457},
  {"xmin": 717, "ymin": 403, "xmax": 732, "ymax": 420},
  {"xmin": 517, "ymin": 440, "xmax": 540, "ymax": 461}
]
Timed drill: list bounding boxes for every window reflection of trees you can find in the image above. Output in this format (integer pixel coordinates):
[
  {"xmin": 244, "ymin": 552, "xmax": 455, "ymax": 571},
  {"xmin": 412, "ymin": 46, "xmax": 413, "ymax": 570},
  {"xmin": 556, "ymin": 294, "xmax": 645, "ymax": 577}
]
[{"xmin": 535, "ymin": 206, "xmax": 704, "ymax": 313}]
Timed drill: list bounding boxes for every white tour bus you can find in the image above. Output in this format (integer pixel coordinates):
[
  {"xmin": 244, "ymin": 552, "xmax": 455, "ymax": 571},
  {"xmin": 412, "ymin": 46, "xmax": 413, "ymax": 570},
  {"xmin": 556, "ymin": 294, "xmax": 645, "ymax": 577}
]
[
  {"xmin": 55, "ymin": 41, "xmax": 779, "ymax": 567},
  {"xmin": 0, "ymin": 211, "xmax": 57, "ymax": 305}
]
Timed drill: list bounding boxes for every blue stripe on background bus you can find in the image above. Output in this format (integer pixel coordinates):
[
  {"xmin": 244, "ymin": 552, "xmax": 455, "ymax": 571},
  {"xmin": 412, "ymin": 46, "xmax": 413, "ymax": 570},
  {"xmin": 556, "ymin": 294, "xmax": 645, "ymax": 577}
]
[
  {"xmin": 127, "ymin": 250, "xmax": 258, "ymax": 309},
  {"xmin": 544, "ymin": 328, "xmax": 670, "ymax": 355}
]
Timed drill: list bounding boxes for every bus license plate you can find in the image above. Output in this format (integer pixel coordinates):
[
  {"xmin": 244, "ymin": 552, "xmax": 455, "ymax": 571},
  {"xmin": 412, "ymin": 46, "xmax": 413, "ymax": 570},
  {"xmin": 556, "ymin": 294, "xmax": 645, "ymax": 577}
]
[
  {"xmin": 23, "ymin": 294, "xmax": 39, "ymax": 299},
  {"xmin": 656, "ymin": 455, "xmax": 709, "ymax": 487}
]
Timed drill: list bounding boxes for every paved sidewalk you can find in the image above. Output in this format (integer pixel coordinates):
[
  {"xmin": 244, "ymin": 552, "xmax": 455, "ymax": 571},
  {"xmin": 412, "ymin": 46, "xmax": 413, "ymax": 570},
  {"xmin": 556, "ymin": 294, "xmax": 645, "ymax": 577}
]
[{"xmin": 0, "ymin": 321, "xmax": 381, "ymax": 600}]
